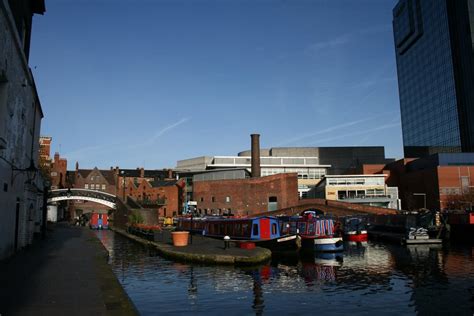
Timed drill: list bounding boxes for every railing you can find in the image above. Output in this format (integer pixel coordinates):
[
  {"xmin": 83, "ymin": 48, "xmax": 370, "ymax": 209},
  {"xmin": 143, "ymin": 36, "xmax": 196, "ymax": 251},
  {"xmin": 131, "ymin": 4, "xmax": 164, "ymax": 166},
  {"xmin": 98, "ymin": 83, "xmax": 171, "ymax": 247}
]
[
  {"xmin": 339, "ymin": 195, "xmax": 394, "ymax": 200},
  {"xmin": 49, "ymin": 189, "xmax": 117, "ymax": 203}
]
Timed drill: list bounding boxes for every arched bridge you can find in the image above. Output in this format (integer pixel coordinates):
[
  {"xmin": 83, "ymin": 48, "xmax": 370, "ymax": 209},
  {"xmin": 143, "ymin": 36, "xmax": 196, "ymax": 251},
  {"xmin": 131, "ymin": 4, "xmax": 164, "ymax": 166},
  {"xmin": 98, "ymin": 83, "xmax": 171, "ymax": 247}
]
[
  {"xmin": 48, "ymin": 189, "xmax": 117, "ymax": 209},
  {"xmin": 255, "ymin": 198, "xmax": 398, "ymax": 217}
]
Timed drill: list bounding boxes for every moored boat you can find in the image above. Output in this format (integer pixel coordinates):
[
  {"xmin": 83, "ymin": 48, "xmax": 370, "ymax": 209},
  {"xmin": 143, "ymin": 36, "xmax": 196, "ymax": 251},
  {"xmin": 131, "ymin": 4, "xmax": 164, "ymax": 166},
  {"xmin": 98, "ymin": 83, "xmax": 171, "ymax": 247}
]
[
  {"xmin": 177, "ymin": 215, "xmax": 300, "ymax": 251},
  {"xmin": 314, "ymin": 237, "xmax": 344, "ymax": 252},
  {"xmin": 89, "ymin": 212, "xmax": 108, "ymax": 230},
  {"xmin": 279, "ymin": 212, "xmax": 344, "ymax": 252},
  {"xmin": 342, "ymin": 216, "xmax": 368, "ymax": 242}
]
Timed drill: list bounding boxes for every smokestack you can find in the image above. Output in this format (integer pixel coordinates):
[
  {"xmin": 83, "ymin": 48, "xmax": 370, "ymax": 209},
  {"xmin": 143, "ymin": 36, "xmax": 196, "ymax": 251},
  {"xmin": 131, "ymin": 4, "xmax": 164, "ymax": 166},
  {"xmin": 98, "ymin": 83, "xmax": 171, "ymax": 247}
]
[{"xmin": 251, "ymin": 134, "xmax": 261, "ymax": 178}]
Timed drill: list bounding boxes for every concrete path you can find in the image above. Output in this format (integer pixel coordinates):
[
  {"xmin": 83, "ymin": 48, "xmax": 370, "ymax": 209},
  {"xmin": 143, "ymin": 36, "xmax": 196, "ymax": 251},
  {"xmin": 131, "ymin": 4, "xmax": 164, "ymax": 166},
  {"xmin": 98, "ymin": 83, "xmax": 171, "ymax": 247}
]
[{"xmin": 0, "ymin": 223, "xmax": 136, "ymax": 316}]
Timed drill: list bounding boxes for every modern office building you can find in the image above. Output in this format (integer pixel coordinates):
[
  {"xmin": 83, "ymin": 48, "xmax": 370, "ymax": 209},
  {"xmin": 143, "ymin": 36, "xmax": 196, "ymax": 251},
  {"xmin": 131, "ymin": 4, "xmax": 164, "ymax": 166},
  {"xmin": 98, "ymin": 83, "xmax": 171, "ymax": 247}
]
[
  {"xmin": 393, "ymin": 0, "xmax": 474, "ymax": 158},
  {"xmin": 177, "ymin": 146, "xmax": 393, "ymax": 198},
  {"xmin": 307, "ymin": 174, "xmax": 400, "ymax": 210}
]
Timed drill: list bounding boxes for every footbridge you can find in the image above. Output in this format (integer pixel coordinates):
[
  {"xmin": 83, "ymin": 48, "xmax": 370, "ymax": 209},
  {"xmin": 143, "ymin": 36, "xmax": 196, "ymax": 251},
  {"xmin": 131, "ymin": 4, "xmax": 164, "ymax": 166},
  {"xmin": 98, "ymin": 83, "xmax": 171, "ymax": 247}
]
[
  {"xmin": 255, "ymin": 198, "xmax": 398, "ymax": 217},
  {"xmin": 48, "ymin": 189, "xmax": 117, "ymax": 209}
]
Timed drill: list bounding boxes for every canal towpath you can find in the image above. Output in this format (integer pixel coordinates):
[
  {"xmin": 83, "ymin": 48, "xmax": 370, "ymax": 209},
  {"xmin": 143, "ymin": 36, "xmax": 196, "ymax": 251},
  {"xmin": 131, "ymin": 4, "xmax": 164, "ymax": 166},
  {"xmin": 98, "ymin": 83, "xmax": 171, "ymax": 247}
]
[{"xmin": 0, "ymin": 223, "xmax": 137, "ymax": 316}]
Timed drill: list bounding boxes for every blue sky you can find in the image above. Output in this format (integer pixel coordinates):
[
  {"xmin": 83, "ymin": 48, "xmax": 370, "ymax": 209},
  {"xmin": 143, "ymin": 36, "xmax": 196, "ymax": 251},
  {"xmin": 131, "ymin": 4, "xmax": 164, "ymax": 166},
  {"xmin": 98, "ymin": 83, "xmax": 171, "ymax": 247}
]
[{"xmin": 30, "ymin": 0, "xmax": 401, "ymax": 169}]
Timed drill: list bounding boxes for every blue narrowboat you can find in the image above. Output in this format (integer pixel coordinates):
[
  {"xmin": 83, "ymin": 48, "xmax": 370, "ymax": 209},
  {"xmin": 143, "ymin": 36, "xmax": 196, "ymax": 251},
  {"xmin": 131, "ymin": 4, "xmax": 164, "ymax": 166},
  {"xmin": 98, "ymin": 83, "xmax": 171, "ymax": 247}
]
[{"xmin": 177, "ymin": 216, "xmax": 300, "ymax": 251}]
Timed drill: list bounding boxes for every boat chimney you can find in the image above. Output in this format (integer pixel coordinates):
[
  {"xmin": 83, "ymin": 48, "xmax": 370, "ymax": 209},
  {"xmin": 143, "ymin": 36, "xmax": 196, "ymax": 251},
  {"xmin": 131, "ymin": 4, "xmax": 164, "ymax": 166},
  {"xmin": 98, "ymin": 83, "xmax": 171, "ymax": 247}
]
[{"xmin": 251, "ymin": 134, "xmax": 261, "ymax": 178}]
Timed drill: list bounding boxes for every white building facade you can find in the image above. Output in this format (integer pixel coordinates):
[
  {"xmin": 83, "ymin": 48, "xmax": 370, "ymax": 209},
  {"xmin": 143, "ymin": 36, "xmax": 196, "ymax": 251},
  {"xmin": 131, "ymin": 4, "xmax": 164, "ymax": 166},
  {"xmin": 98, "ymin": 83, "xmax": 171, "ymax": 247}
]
[
  {"xmin": 308, "ymin": 174, "xmax": 401, "ymax": 210},
  {"xmin": 0, "ymin": 0, "xmax": 45, "ymax": 259}
]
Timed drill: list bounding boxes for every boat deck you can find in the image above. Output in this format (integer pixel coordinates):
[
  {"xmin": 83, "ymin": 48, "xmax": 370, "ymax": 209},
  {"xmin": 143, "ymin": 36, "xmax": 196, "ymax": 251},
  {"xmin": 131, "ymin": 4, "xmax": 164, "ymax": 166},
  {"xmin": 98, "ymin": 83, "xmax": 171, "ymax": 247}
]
[{"xmin": 369, "ymin": 230, "xmax": 442, "ymax": 245}]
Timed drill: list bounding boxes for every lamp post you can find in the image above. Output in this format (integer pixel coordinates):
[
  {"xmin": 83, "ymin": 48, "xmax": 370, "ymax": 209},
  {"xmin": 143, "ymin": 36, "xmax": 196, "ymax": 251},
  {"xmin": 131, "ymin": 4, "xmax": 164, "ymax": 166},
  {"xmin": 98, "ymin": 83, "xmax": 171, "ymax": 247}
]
[
  {"xmin": 190, "ymin": 209, "xmax": 193, "ymax": 245},
  {"xmin": 413, "ymin": 193, "xmax": 427, "ymax": 210},
  {"xmin": 41, "ymin": 179, "xmax": 50, "ymax": 239},
  {"xmin": 11, "ymin": 158, "xmax": 38, "ymax": 184},
  {"xmin": 120, "ymin": 170, "xmax": 126, "ymax": 201}
]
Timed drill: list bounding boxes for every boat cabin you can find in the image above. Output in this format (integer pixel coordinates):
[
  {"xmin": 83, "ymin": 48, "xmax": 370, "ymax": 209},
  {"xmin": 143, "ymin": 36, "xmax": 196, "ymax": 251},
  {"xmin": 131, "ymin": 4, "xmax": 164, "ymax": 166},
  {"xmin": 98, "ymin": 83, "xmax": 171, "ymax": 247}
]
[{"xmin": 178, "ymin": 216, "xmax": 281, "ymax": 240}]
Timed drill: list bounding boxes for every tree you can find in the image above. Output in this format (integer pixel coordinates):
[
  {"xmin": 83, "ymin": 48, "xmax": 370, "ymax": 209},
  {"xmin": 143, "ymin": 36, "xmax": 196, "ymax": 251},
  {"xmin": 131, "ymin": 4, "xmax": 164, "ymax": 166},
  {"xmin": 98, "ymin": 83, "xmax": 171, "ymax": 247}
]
[{"xmin": 443, "ymin": 188, "xmax": 474, "ymax": 211}]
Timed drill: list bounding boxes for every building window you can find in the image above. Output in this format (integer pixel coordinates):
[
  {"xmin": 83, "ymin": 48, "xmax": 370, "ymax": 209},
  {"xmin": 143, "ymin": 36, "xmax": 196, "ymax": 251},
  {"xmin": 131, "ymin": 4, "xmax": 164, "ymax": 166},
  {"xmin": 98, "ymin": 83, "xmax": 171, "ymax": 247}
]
[
  {"xmin": 91, "ymin": 176, "xmax": 94, "ymax": 181},
  {"xmin": 101, "ymin": 184, "xmax": 106, "ymax": 190},
  {"xmin": 85, "ymin": 184, "xmax": 89, "ymax": 189},
  {"xmin": 211, "ymin": 196, "xmax": 215, "ymax": 202},
  {"xmin": 461, "ymin": 176, "xmax": 469, "ymax": 193},
  {"xmin": 200, "ymin": 197, "xmax": 204, "ymax": 202},
  {"xmin": 225, "ymin": 196, "xmax": 231, "ymax": 203},
  {"xmin": 51, "ymin": 171, "xmax": 57, "ymax": 177}
]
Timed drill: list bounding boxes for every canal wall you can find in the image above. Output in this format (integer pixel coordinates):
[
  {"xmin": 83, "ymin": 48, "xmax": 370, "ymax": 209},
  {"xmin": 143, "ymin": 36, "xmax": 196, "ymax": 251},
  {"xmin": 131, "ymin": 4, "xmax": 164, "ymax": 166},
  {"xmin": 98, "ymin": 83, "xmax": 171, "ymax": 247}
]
[{"xmin": 111, "ymin": 227, "xmax": 272, "ymax": 266}]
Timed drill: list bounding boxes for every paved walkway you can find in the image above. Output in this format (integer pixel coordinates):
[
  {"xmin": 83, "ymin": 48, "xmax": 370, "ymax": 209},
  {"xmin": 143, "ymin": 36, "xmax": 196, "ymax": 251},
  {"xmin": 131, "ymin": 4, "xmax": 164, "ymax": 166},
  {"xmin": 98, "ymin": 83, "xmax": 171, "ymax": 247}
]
[{"xmin": 0, "ymin": 223, "xmax": 136, "ymax": 316}]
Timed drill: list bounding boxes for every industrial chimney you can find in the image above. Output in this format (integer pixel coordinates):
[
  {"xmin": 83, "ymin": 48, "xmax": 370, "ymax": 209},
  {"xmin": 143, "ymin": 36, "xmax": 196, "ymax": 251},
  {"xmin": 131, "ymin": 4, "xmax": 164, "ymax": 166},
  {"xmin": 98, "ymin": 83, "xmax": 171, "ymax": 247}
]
[{"xmin": 251, "ymin": 134, "xmax": 261, "ymax": 178}]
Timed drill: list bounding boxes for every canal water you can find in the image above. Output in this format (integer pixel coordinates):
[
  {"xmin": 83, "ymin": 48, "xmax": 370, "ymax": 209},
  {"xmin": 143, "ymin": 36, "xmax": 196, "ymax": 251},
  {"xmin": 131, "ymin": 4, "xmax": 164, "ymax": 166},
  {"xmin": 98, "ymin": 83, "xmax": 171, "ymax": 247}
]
[{"xmin": 95, "ymin": 231, "xmax": 474, "ymax": 315}]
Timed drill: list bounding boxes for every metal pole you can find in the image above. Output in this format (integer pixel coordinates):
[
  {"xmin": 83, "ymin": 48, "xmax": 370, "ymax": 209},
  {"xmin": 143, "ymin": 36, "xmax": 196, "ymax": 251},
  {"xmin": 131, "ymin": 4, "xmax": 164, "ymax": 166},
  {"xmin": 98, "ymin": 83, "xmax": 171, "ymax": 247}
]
[
  {"xmin": 121, "ymin": 172, "xmax": 125, "ymax": 201},
  {"xmin": 190, "ymin": 211, "xmax": 193, "ymax": 244},
  {"xmin": 41, "ymin": 185, "xmax": 49, "ymax": 239}
]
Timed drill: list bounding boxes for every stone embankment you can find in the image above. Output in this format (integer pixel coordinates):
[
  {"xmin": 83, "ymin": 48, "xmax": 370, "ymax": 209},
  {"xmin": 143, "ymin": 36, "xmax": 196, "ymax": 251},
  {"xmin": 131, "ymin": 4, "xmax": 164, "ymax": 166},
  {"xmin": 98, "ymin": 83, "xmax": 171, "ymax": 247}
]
[{"xmin": 111, "ymin": 227, "xmax": 272, "ymax": 266}]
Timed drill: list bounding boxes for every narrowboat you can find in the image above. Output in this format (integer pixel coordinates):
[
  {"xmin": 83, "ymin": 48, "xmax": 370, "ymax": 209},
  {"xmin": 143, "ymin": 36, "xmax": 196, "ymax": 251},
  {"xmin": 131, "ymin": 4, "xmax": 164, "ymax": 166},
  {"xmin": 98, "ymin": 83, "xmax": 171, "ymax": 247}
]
[
  {"xmin": 367, "ymin": 211, "xmax": 443, "ymax": 244},
  {"xmin": 177, "ymin": 216, "xmax": 300, "ymax": 251},
  {"xmin": 279, "ymin": 213, "xmax": 343, "ymax": 252},
  {"xmin": 444, "ymin": 212, "xmax": 474, "ymax": 243},
  {"xmin": 342, "ymin": 216, "xmax": 368, "ymax": 242},
  {"xmin": 90, "ymin": 213, "xmax": 108, "ymax": 230}
]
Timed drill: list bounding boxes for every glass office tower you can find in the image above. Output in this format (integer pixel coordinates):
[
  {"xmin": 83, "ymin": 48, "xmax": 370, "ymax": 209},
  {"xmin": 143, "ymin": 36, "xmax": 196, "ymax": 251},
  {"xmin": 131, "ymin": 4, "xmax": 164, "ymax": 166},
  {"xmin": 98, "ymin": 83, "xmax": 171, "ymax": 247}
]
[{"xmin": 393, "ymin": 0, "xmax": 474, "ymax": 158}]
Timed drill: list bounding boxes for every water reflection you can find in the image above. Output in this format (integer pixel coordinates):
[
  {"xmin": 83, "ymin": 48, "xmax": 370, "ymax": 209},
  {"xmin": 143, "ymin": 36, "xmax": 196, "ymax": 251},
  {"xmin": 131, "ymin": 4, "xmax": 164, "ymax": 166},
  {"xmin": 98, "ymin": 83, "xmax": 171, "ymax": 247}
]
[{"xmin": 96, "ymin": 231, "xmax": 474, "ymax": 315}]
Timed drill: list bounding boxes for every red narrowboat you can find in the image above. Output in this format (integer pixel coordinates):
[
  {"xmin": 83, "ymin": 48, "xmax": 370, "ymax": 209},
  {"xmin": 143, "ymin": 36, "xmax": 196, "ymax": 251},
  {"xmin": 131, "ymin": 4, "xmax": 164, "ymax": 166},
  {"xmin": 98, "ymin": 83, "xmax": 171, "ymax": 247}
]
[
  {"xmin": 90, "ymin": 213, "xmax": 108, "ymax": 230},
  {"xmin": 343, "ymin": 216, "xmax": 368, "ymax": 242}
]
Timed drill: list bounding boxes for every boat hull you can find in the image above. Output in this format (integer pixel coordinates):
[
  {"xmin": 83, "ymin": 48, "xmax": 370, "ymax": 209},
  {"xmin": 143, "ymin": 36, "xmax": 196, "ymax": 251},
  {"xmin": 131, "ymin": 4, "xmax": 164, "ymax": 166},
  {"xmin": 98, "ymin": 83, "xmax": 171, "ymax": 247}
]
[
  {"xmin": 314, "ymin": 237, "xmax": 344, "ymax": 252},
  {"xmin": 344, "ymin": 230, "xmax": 368, "ymax": 242},
  {"xmin": 251, "ymin": 234, "xmax": 301, "ymax": 251}
]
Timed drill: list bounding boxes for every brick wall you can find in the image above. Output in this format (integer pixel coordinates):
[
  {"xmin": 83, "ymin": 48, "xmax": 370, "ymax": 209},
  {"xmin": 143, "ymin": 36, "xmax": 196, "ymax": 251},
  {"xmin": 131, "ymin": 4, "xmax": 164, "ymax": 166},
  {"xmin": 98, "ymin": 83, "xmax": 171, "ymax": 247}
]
[
  {"xmin": 51, "ymin": 153, "xmax": 67, "ymax": 189},
  {"xmin": 125, "ymin": 178, "xmax": 182, "ymax": 217},
  {"xmin": 193, "ymin": 173, "xmax": 299, "ymax": 216}
]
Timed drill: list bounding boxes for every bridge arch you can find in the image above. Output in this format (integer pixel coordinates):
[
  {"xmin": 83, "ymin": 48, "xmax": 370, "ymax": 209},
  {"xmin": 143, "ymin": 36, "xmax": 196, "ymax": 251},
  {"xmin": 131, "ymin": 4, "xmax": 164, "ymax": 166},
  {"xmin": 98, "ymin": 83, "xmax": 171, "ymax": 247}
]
[{"xmin": 48, "ymin": 188, "xmax": 117, "ymax": 209}]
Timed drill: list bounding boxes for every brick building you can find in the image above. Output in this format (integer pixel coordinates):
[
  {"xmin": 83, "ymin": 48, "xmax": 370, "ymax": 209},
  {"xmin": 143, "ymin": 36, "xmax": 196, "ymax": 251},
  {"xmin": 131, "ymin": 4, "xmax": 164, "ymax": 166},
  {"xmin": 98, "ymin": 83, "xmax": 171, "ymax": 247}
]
[
  {"xmin": 50, "ymin": 152, "xmax": 67, "ymax": 189},
  {"xmin": 117, "ymin": 168, "xmax": 183, "ymax": 217},
  {"xmin": 116, "ymin": 167, "xmax": 176, "ymax": 199},
  {"xmin": 125, "ymin": 178, "xmax": 184, "ymax": 217},
  {"xmin": 356, "ymin": 153, "xmax": 474, "ymax": 211},
  {"xmin": 193, "ymin": 173, "xmax": 299, "ymax": 216},
  {"xmin": 39, "ymin": 136, "xmax": 52, "ymax": 166},
  {"xmin": 66, "ymin": 164, "xmax": 117, "ymax": 218}
]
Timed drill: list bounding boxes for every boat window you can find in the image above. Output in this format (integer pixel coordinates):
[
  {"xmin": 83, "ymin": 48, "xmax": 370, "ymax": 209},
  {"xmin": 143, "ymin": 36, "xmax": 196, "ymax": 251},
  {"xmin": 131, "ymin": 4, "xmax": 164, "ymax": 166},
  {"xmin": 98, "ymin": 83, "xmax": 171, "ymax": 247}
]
[
  {"xmin": 271, "ymin": 223, "xmax": 277, "ymax": 235},
  {"xmin": 289, "ymin": 222, "xmax": 297, "ymax": 234},
  {"xmin": 225, "ymin": 223, "xmax": 233, "ymax": 236},
  {"xmin": 280, "ymin": 222, "xmax": 287, "ymax": 234},
  {"xmin": 234, "ymin": 223, "xmax": 241, "ymax": 236},
  {"xmin": 253, "ymin": 223, "xmax": 259, "ymax": 236},
  {"xmin": 219, "ymin": 224, "xmax": 225, "ymax": 235},
  {"xmin": 242, "ymin": 223, "xmax": 250, "ymax": 236},
  {"xmin": 308, "ymin": 222, "xmax": 315, "ymax": 233},
  {"xmin": 297, "ymin": 222, "xmax": 307, "ymax": 234}
]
